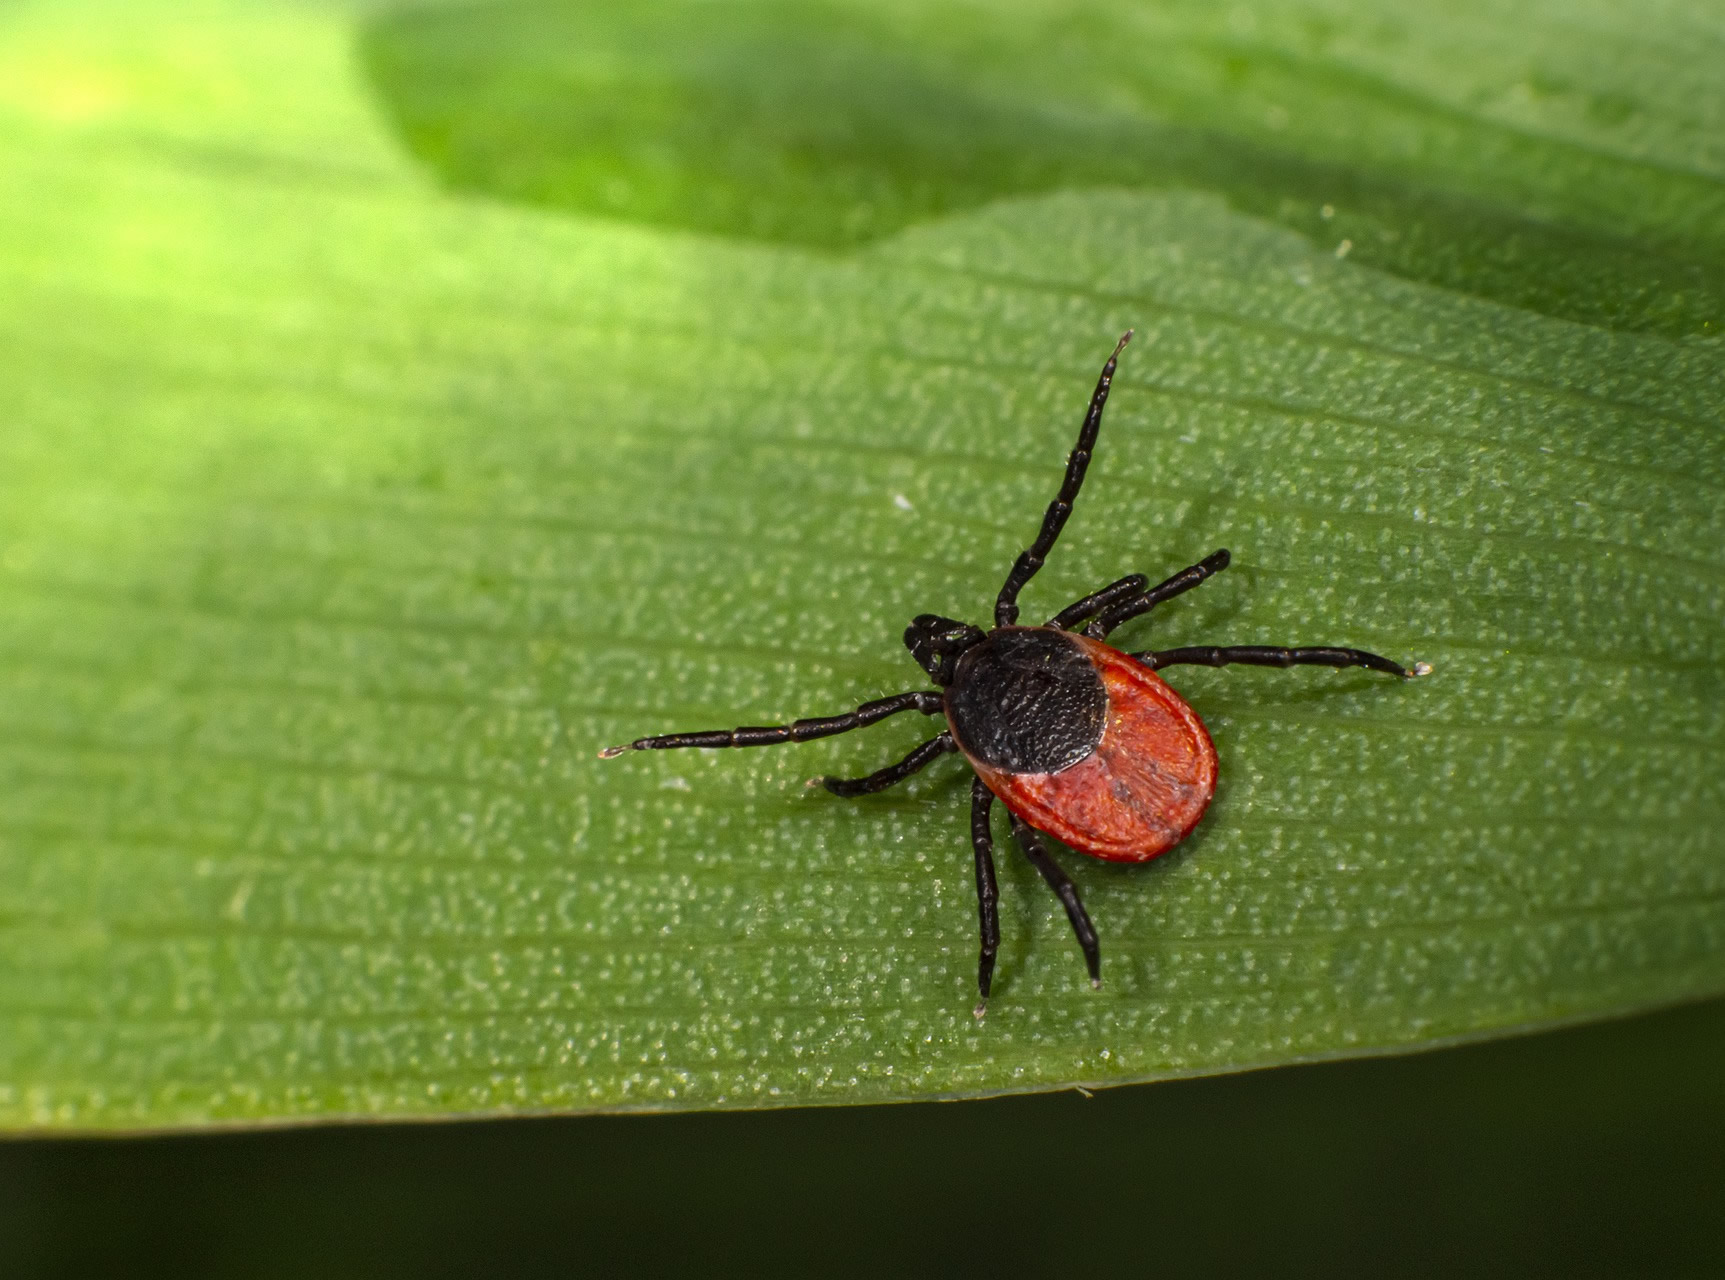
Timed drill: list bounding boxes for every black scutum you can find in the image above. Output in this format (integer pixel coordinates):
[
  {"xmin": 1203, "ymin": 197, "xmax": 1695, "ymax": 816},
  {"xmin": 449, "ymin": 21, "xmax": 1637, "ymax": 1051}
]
[{"xmin": 944, "ymin": 628, "xmax": 1107, "ymax": 775}]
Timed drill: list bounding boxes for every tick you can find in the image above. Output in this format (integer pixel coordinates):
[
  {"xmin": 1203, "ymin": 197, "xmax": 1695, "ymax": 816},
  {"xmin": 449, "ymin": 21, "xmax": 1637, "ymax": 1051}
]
[{"xmin": 601, "ymin": 332, "xmax": 1429, "ymax": 1015}]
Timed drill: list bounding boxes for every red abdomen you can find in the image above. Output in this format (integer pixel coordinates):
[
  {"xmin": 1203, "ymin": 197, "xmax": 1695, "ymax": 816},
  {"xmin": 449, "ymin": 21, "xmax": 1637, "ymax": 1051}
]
[{"xmin": 964, "ymin": 635, "xmax": 1217, "ymax": 863}]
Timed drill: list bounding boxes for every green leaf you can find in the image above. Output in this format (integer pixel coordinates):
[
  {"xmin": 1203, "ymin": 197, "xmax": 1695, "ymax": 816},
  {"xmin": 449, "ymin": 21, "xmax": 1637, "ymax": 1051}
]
[
  {"xmin": 0, "ymin": 0, "xmax": 1720, "ymax": 1130},
  {"xmin": 364, "ymin": 0, "xmax": 1725, "ymax": 336}
]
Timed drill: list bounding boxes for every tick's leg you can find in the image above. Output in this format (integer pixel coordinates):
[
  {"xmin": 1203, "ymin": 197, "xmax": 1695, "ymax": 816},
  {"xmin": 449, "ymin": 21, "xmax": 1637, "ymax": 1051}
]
[
  {"xmin": 1047, "ymin": 573, "xmax": 1148, "ymax": 630},
  {"xmin": 1009, "ymin": 816, "xmax": 1102, "ymax": 990},
  {"xmin": 1084, "ymin": 549, "xmax": 1231, "ymax": 640},
  {"xmin": 971, "ymin": 778, "xmax": 1001, "ymax": 1019},
  {"xmin": 816, "ymin": 732, "xmax": 956, "ymax": 797},
  {"xmin": 1135, "ymin": 645, "xmax": 1429, "ymax": 679},
  {"xmin": 598, "ymin": 690, "xmax": 944, "ymax": 757},
  {"xmin": 995, "ymin": 331, "xmax": 1133, "ymax": 627}
]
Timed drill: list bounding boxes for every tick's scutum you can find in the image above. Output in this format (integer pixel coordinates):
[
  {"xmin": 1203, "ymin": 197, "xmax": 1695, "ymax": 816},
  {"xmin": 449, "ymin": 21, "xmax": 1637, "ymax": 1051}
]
[{"xmin": 945, "ymin": 629, "xmax": 1106, "ymax": 774}]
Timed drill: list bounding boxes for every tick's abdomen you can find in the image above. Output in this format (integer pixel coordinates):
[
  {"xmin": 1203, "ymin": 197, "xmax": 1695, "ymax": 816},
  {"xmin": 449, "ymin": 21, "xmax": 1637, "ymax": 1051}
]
[
  {"xmin": 957, "ymin": 632, "xmax": 1219, "ymax": 863},
  {"xmin": 944, "ymin": 628, "xmax": 1107, "ymax": 774}
]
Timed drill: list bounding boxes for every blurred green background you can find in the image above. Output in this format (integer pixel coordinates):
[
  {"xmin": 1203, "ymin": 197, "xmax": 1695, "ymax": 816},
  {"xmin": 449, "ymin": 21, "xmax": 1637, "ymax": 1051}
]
[{"xmin": 4, "ymin": 998, "xmax": 1724, "ymax": 1275}]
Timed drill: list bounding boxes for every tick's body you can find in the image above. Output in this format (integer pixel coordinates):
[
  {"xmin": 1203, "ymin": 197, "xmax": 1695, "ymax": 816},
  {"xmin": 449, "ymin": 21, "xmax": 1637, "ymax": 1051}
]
[
  {"xmin": 951, "ymin": 628, "xmax": 1216, "ymax": 864},
  {"xmin": 602, "ymin": 333, "xmax": 1426, "ymax": 1015}
]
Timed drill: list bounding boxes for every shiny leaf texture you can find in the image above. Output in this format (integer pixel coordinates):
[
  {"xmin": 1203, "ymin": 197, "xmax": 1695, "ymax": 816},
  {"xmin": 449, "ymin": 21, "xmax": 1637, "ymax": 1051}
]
[{"xmin": 0, "ymin": 0, "xmax": 1720, "ymax": 1129}]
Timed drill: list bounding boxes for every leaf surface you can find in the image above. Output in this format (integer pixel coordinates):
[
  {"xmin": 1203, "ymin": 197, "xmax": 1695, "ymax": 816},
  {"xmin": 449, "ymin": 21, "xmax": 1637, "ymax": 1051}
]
[{"xmin": 0, "ymin": 0, "xmax": 1720, "ymax": 1128}]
